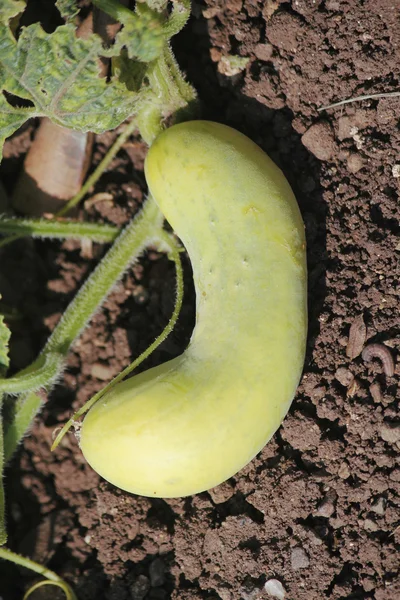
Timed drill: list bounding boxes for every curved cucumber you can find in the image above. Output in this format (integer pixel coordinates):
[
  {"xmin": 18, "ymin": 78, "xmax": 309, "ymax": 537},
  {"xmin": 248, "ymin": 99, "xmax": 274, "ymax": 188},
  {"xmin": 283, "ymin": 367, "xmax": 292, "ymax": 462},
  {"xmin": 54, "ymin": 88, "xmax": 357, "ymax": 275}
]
[{"xmin": 80, "ymin": 121, "xmax": 307, "ymax": 497}]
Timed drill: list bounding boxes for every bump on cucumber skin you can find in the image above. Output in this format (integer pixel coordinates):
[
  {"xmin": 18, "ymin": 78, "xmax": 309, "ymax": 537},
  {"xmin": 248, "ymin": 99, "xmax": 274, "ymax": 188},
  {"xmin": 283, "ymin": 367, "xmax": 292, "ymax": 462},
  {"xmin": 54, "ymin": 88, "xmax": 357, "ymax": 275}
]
[{"xmin": 80, "ymin": 121, "xmax": 307, "ymax": 498}]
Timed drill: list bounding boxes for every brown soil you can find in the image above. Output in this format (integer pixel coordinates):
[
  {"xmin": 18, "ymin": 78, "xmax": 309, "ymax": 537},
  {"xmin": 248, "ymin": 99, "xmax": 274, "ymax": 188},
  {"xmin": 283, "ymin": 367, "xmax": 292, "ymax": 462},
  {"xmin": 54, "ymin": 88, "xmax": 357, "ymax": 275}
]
[{"xmin": 1, "ymin": 1, "xmax": 399, "ymax": 599}]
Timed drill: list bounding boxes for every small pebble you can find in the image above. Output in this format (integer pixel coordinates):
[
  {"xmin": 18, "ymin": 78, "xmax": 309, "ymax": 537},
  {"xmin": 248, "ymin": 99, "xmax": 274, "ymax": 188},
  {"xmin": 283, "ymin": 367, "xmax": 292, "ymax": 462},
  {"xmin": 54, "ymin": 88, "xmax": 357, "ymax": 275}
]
[
  {"xmin": 290, "ymin": 546, "xmax": 310, "ymax": 570},
  {"xmin": 316, "ymin": 489, "xmax": 337, "ymax": 517},
  {"xmin": 347, "ymin": 153, "xmax": 364, "ymax": 173},
  {"xmin": 149, "ymin": 558, "xmax": 166, "ymax": 587},
  {"xmin": 392, "ymin": 164, "xmax": 400, "ymax": 178},
  {"xmin": 380, "ymin": 422, "xmax": 400, "ymax": 444},
  {"xmin": 371, "ymin": 497, "xmax": 386, "ymax": 515},
  {"xmin": 325, "ymin": 0, "xmax": 340, "ymax": 11},
  {"xmin": 91, "ymin": 363, "xmax": 114, "ymax": 381},
  {"xmin": 335, "ymin": 367, "xmax": 354, "ymax": 387},
  {"xmin": 264, "ymin": 579, "xmax": 286, "ymax": 599},
  {"xmin": 338, "ymin": 462, "xmax": 351, "ymax": 479},
  {"xmin": 209, "ymin": 480, "xmax": 235, "ymax": 504},
  {"xmin": 363, "ymin": 518, "xmax": 378, "ymax": 532},
  {"xmin": 301, "ymin": 122, "xmax": 336, "ymax": 162},
  {"xmin": 254, "ymin": 43, "xmax": 273, "ymax": 62}
]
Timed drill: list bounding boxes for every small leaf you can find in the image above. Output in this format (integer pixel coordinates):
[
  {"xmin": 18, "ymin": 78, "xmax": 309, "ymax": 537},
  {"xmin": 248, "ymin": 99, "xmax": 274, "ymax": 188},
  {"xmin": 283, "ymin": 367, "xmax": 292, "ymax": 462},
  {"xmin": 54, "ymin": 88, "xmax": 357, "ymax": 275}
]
[
  {"xmin": 0, "ymin": 0, "xmax": 26, "ymax": 23},
  {"xmin": 0, "ymin": 295, "xmax": 11, "ymax": 375},
  {"xmin": 114, "ymin": 4, "xmax": 165, "ymax": 62},
  {"xmin": 55, "ymin": 0, "xmax": 79, "ymax": 23},
  {"xmin": 0, "ymin": 94, "xmax": 34, "ymax": 163},
  {"xmin": 112, "ymin": 50, "xmax": 147, "ymax": 92}
]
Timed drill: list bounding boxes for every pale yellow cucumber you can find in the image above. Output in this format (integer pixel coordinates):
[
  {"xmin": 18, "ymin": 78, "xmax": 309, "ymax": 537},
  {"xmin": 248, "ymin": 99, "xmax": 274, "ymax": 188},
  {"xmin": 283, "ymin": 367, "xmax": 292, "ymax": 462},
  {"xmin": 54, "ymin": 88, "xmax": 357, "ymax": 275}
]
[{"xmin": 80, "ymin": 121, "xmax": 307, "ymax": 498}]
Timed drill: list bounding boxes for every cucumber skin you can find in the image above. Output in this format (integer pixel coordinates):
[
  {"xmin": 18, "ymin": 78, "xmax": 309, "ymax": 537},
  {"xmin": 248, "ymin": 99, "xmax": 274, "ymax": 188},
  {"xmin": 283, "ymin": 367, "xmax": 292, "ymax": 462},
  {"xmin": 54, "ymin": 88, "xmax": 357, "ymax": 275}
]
[{"xmin": 80, "ymin": 121, "xmax": 307, "ymax": 498}]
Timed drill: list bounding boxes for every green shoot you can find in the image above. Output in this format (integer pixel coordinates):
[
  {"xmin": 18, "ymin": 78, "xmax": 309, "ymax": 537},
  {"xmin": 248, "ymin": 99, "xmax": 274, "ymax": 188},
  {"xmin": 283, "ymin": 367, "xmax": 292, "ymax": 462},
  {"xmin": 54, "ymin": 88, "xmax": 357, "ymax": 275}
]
[
  {"xmin": 0, "ymin": 217, "xmax": 119, "ymax": 243},
  {"xmin": 0, "ymin": 546, "xmax": 77, "ymax": 599}
]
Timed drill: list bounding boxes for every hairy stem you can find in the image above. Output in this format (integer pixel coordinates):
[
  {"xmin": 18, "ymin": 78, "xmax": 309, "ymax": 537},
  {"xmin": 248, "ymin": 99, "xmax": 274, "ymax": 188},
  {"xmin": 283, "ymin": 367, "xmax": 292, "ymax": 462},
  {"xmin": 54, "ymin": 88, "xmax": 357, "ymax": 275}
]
[
  {"xmin": 163, "ymin": 0, "xmax": 191, "ymax": 38},
  {"xmin": 0, "ymin": 353, "xmax": 62, "ymax": 395},
  {"xmin": 46, "ymin": 197, "xmax": 163, "ymax": 357},
  {"xmin": 0, "ymin": 218, "xmax": 119, "ymax": 243},
  {"xmin": 0, "ymin": 197, "xmax": 164, "ymax": 465},
  {"xmin": 52, "ymin": 230, "xmax": 184, "ymax": 450},
  {"xmin": 136, "ymin": 103, "xmax": 164, "ymax": 145},
  {"xmin": 0, "ymin": 547, "xmax": 77, "ymax": 600},
  {"xmin": 0, "ymin": 196, "xmax": 163, "ymax": 397},
  {"xmin": 147, "ymin": 44, "xmax": 196, "ymax": 116},
  {"xmin": 3, "ymin": 392, "xmax": 43, "ymax": 462}
]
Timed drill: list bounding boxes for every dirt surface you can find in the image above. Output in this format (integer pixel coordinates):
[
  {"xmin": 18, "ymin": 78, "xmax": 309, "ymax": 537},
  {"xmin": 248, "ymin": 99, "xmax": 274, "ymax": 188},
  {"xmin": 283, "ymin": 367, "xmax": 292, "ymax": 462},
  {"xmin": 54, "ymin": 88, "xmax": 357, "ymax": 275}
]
[{"xmin": 1, "ymin": 1, "xmax": 399, "ymax": 599}]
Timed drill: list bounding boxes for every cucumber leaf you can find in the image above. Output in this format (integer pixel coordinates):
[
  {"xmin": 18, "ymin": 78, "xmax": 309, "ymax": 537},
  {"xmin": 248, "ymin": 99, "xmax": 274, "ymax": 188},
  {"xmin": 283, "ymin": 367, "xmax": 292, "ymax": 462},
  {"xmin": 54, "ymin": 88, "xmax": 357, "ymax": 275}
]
[
  {"xmin": 0, "ymin": 0, "xmax": 26, "ymax": 23},
  {"xmin": 56, "ymin": 0, "xmax": 79, "ymax": 22},
  {"xmin": 0, "ymin": 94, "xmax": 33, "ymax": 163},
  {"xmin": 0, "ymin": 21, "xmax": 146, "ymax": 162},
  {"xmin": 113, "ymin": 4, "xmax": 165, "ymax": 62}
]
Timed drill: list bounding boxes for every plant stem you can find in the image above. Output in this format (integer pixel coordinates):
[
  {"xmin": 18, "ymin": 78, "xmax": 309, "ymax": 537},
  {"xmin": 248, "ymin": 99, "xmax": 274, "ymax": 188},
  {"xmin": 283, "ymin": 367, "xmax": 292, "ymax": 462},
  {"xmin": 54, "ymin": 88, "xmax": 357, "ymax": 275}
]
[
  {"xmin": 0, "ymin": 353, "xmax": 62, "ymax": 395},
  {"xmin": 136, "ymin": 103, "xmax": 164, "ymax": 145},
  {"xmin": 56, "ymin": 118, "xmax": 138, "ymax": 217},
  {"xmin": 0, "ymin": 218, "xmax": 119, "ymax": 243},
  {"xmin": 3, "ymin": 392, "xmax": 43, "ymax": 462},
  {"xmin": 3, "ymin": 196, "xmax": 163, "ymax": 395},
  {"xmin": 46, "ymin": 196, "xmax": 163, "ymax": 356},
  {"xmin": 0, "ymin": 547, "xmax": 77, "ymax": 600},
  {"xmin": 52, "ymin": 230, "xmax": 184, "ymax": 450},
  {"xmin": 146, "ymin": 44, "xmax": 196, "ymax": 121},
  {"xmin": 163, "ymin": 0, "xmax": 191, "ymax": 39},
  {"xmin": 0, "ymin": 197, "xmax": 165, "ymax": 464}
]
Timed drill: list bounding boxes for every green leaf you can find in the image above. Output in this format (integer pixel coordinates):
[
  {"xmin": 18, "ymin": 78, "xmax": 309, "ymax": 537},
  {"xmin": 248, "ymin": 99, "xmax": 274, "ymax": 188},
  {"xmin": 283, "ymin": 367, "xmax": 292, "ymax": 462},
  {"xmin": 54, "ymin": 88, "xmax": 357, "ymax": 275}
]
[
  {"xmin": 114, "ymin": 3, "xmax": 165, "ymax": 62},
  {"xmin": 0, "ymin": 21, "xmax": 146, "ymax": 161},
  {"xmin": 1, "ymin": 23, "xmax": 143, "ymax": 129},
  {"xmin": 0, "ymin": 296, "xmax": 10, "ymax": 376},
  {"xmin": 0, "ymin": 0, "xmax": 26, "ymax": 23},
  {"xmin": 93, "ymin": 0, "xmax": 165, "ymax": 62},
  {"xmin": 55, "ymin": 0, "xmax": 79, "ymax": 23},
  {"xmin": 0, "ymin": 94, "xmax": 34, "ymax": 163},
  {"xmin": 112, "ymin": 50, "xmax": 148, "ymax": 92}
]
